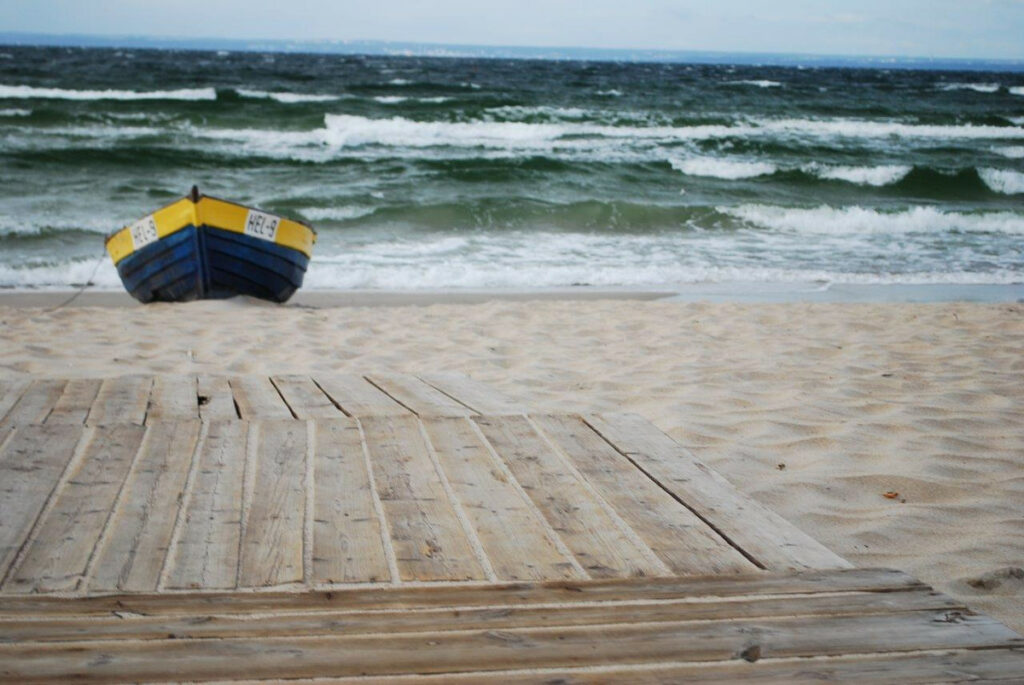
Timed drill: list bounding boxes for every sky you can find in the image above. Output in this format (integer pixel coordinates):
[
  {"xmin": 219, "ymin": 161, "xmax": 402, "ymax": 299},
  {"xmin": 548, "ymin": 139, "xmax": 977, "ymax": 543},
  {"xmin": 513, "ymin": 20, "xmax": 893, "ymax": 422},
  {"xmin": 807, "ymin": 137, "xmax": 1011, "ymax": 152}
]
[{"xmin": 1, "ymin": 0, "xmax": 1023, "ymax": 60}]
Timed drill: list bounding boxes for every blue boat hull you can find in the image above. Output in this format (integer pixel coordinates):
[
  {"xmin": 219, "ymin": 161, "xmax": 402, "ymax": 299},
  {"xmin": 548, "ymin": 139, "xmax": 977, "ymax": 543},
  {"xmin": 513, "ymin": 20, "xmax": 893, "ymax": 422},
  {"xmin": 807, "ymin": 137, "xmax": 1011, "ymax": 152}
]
[{"xmin": 116, "ymin": 225, "xmax": 310, "ymax": 304}]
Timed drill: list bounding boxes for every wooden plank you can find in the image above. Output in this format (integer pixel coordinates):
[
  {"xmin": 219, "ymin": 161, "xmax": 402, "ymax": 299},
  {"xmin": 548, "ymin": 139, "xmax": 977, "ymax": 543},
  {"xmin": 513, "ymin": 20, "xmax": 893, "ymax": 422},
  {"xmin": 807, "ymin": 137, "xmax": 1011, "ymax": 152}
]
[
  {"xmin": 312, "ymin": 419, "xmax": 390, "ymax": 584},
  {"xmin": 146, "ymin": 376, "xmax": 198, "ymax": 421},
  {"xmin": 229, "ymin": 376, "xmax": 292, "ymax": 419},
  {"xmin": 0, "ymin": 379, "xmax": 65, "ymax": 429},
  {"xmin": 238, "ymin": 420, "xmax": 306, "ymax": 587},
  {"xmin": 195, "ymin": 375, "xmax": 233, "ymax": 421},
  {"xmin": 44, "ymin": 379, "xmax": 101, "ymax": 425},
  {"xmin": 1, "ymin": 610, "xmax": 1018, "ymax": 682},
  {"xmin": 85, "ymin": 376, "xmax": 152, "ymax": 426},
  {"xmin": 473, "ymin": 415, "xmax": 665, "ymax": 579},
  {"xmin": 87, "ymin": 421, "xmax": 201, "ymax": 592},
  {"xmin": 0, "ymin": 587, "xmax": 962, "ymax": 643},
  {"xmin": 0, "ymin": 424, "xmax": 84, "ymax": 581},
  {"xmin": 271, "ymin": 375, "xmax": 341, "ymax": 419},
  {"xmin": 196, "ymin": 376, "xmax": 237, "ymax": 421},
  {"xmin": 587, "ymin": 413, "xmax": 852, "ymax": 571},
  {"xmin": 0, "ymin": 567, "xmax": 924, "ymax": 616},
  {"xmin": 359, "ymin": 415, "xmax": 486, "ymax": 581},
  {"xmin": 165, "ymin": 421, "xmax": 247, "ymax": 590},
  {"xmin": 314, "ymin": 374, "xmax": 410, "ymax": 417},
  {"xmin": 419, "ymin": 373, "xmax": 526, "ymax": 415},
  {"xmin": 365, "ymin": 373, "xmax": 475, "ymax": 417},
  {"xmin": 533, "ymin": 414, "xmax": 754, "ymax": 575},
  {"xmin": 423, "ymin": 416, "xmax": 581, "ymax": 581},
  {"xmin": 0, "ymin": 379, "xmax": 29, "ymax": 423},
  {"xmin": 228, "ymin": 649, "xmax": 1024, "ymax": 684},
  {"xmin": 4, "ymin": 425, "xmax": 146, "ymax": 593}
]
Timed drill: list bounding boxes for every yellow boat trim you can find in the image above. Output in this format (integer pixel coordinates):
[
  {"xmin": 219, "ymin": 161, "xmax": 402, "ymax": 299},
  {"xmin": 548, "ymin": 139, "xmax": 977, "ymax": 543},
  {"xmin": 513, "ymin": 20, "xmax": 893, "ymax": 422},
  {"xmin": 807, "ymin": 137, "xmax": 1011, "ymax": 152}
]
[{"xmin": 105, "ymin": 196, "xmax": 316, "ymax": 265}]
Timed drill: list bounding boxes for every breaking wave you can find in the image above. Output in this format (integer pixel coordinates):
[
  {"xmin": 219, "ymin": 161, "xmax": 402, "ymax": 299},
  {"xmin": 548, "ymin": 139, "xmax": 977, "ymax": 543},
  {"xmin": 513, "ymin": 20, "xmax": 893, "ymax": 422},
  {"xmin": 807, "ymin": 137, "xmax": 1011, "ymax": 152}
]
[
  {"xmin": 722, "ymin": 205, "xmax": 1024, "ymax": 235},
  {"xmin": 670, "ymin": 156, "xmax": 777, "ymax": 179},
  {"xmin": 0, "ymin": 84, "xmax": 217, "ymax": 100}
]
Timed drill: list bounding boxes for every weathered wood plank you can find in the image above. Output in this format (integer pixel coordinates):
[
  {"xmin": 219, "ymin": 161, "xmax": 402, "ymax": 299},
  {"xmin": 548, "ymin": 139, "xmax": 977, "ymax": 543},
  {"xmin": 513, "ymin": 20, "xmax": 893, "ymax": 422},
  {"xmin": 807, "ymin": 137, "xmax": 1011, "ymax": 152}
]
[
  {"xmin": 0, "ymin": 568, "xmax": 925, "ymax": 616},
  {"xmin": 0, "ymin": 587, "xmax": 962, "ymax": 643},
  {"xmin": 44, "ymin": 379, "xmax": 101, "ymax": 425},
  {"xmin": 423, "ymin": 416, "xmax": 581, "ymax": 581},
  {"xmin": 0, "ymin": 424, "xmax": 84, "ymax": 581},
  {"xmin": 87, "ymin": 421, "xmax": 201, "ymax": 592},
  {"xmin": 587, "ymin": 413, "xmax": 853, "ymax": 571},
  {"xmin": 1, "ymin": 610, "xmax": 1018, "ymax": 682},
  {"xmin": 3, "ymin": 425, "xmax": 146, "ymax": 593},
  {"xmin": 419, "ymin": 374, "xmax": 526, "ymax": 415},
  {"xmin": 533, "ymin": 414, "xmax": 754, "ymax": 575},
  {"xmin": 146, "ymin": 376, "xmax": 198, "ymax": 421},
  {"xmin": 473, "ymin": 415, "xmax": 665, "ymax": 579},
  {"xmin": 314, "ymin": 374, "xmax": 410, "ymax": 417},
  {"xmin": 271, "ymin": 375, "xmax": 341, "ymax": 419},
  {"xmin": 312, "ymin": 419, "xmax": 391, "ymax": 584},
  {"xmin": 165, "ymin": 421, "xmax": 247, "ymax": 590},
  {"xmin": 229, "ymin": 376, "xmax": 292, "ymax": 419},
  {"xmin": 0, "ymin": 380, "xmax": 30, "ymax": 424},
  {"xmin": 365, "ymin": 374, "xmax": 475, "ymax": 417},
  {"xmin": 238, "ymin": 420, "xmax": 306, "ymax": 587},
  {"xmin": 0, "ymin": 379, "xmax": 65, "ymax": 429},
  {"xmin": 85, "ymin": 376, "xmax": 152, "ymax": 426},
  {"xmin": 231, "ymin": 649, "xmax": 1024, "ymax": 684},
  {"xmin": 359, "ymin": 415, "xmax": 486, "ymax": 581},
  {"xmin": 196, "ymin": 376, "xmax": 237, "ymax": 421}
]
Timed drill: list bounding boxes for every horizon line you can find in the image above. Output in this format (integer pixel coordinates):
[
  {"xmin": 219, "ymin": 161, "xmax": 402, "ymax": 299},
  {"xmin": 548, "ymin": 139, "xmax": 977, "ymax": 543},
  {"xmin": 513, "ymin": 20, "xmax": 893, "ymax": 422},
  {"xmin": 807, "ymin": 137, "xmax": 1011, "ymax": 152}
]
[{"xmin": 3, "ymin": 30, "xmax": 1024, "ymax": 69}]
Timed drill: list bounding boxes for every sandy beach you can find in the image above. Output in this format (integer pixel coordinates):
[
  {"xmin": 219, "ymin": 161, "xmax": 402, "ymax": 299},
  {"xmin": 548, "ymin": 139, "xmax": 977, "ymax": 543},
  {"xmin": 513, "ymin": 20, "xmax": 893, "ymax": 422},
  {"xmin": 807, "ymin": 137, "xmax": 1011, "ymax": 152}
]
[{"xmin": 1, "ymin": 297, "xmax": 1021, "ymax": 632}]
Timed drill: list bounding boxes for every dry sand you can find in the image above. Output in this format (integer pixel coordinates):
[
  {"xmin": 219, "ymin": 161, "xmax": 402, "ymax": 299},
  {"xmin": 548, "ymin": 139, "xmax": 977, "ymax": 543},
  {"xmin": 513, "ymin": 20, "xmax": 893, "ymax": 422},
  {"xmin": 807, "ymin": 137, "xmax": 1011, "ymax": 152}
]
[{"xmin": 1, "ymin": 298, "xmax": 1021, "ymax": 631}]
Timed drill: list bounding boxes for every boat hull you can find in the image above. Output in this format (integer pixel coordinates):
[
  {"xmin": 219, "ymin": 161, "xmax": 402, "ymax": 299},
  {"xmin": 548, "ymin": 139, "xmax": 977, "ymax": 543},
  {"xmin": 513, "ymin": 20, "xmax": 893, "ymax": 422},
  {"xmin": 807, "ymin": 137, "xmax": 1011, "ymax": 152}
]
[{"xmin": 106, "ymin": 194, "xmax": 315, "ymax": 304}]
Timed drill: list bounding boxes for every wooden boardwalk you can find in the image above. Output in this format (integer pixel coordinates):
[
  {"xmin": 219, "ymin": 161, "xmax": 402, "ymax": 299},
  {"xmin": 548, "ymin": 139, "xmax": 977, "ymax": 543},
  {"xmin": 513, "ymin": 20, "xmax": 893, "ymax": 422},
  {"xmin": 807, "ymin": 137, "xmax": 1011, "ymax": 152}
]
[{"xmin": 0, "ymin": 374, "xmax": 1021, "ymax": 682}]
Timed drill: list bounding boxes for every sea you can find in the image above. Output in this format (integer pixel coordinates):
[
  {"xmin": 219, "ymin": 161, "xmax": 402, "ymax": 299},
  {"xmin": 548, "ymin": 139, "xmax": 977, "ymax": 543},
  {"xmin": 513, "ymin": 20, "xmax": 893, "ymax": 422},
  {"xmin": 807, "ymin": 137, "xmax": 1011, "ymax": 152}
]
[{"xmin": 1, "ymin": 46, "xmax": 1022, "ymax": 291}]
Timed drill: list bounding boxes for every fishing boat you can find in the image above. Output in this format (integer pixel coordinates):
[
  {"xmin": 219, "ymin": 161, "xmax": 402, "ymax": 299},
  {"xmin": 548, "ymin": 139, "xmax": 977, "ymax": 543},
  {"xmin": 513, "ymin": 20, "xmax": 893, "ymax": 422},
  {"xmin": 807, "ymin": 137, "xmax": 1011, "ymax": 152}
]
[{"xmin": 105, "ymin": 187, "xmax": 316, "ymax": 303}]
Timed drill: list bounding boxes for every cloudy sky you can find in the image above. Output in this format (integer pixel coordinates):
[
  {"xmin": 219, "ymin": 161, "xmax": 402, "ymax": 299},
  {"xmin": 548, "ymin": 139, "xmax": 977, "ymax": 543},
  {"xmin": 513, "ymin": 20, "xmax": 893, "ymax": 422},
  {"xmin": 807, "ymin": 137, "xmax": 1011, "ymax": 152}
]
[{"xmin": 2, "ymin": 0, "xmax": 1023, "ymax": 59}]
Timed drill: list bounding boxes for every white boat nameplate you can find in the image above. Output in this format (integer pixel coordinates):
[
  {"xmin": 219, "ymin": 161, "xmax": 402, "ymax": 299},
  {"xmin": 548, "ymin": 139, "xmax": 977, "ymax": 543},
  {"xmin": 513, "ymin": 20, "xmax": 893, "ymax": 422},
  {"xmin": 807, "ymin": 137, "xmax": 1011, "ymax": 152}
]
[
  {"xmin": 129, "ymin": 215, "xmax": 159, "ymax": 250},
  {"xmin": 244, "ymin": 209, "xmax": 280, "ymax": 242}
]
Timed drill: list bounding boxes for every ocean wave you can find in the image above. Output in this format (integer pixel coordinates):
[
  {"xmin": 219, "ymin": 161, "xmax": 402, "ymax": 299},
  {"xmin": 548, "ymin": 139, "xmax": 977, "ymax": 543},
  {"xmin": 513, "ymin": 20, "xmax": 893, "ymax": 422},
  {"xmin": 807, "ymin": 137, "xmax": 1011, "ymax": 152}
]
[
  {"xmin": 979, "ymin": 168, "xmax": 1024, "ymax": 195},
  {"xmin": 596, "ymin": 89, "xmax": 623, "ymax": 97},
  {"xmin": 722, "ymin": 205, "xmax": 1024, "ymax": 235},
  {"xmin": 726, "ymin": 80, "xmax": 782, "ymax": 88},
  {"xmin": 0, "ymin": 108, "xmax": 31, "ymax": 117},
  {"xmin": 1010, "ymin": 87, "xmax": 1024, "ymax": 97},
  {"xmin": 0, "ymin": 84, "xmax": 217, "ymax": 101},
  {"xmin": 938, "ymin": 82, "xmax": 1000, "ymax": 93},
  {"xmin": 298, "ymin": 206, "xmax": 377, "ymax": 221},
  {"xmin": 994, "ymin": 146, "xmax": 1024, "ymax": 159},
  {"xmin": 801, "ymin": 163, "xmax": 911, "ymax": 186},
  {"xmin": 235, "ymin": 89, "xmax": 341, "ymax": 103},
  {"xmin": 669, "ymin": 156, "xmax": 776, "ymax": 179}
]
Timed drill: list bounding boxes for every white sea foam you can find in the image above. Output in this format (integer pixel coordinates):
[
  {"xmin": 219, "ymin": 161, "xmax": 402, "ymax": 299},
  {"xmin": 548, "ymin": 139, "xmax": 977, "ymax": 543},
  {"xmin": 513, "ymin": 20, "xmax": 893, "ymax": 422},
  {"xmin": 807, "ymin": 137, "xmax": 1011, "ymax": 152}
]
[
  {"xmin": 596, "ymin": 89, "xmax": 623, "ymax": 97},
  {"xmin": 669, "ymin": 156, "xmax": 776, "ymax": 179},
  {"xmin": 726, "ymin": 80, "xmax": 782, "ymax": 88},
  {"xmin": 1010, "ymin": 86, "xmax": 1024, "ymax": 97},
  {"xmin": 299, "ymin": 206, "xmax": 376, "ymax": 221},
  {"xmin": 803, "ymin": 163, "xmax": 911, "ymax": 186},
  {"xmin": 938, "ymin": 82, "xmax": 1000, "ymax": 93},
  {"xmin": 487, "ymin": 105, "xmax": 593, "ymax": 120},
  {"xmin": 0, "ymin": 84, "xmax": 217, "ymax": 100},
  {"xmin": 0, "ymin": 108, "xmax": 31, "ymax": 117},
  {"xmin": 994, "ymin": 146, "xmax": 1024, "ymax": 159},
  {"xmin": 389, "ymin": 78, "xmax": 411, "ymax": 85},
  {"xmin": 979, "ymin": 168, "xmax": 1024, "ymax": 194},
  {"xmin": 374, "ymin": 96, "xmax": 407, "ymax": 104},
  {"xmin": 235, "ymin": 89, "xmax": 340, "ymax": 103},
  {"xmin": 723, "ymin": 205, "xmax": 1024, "ymax": 235}
]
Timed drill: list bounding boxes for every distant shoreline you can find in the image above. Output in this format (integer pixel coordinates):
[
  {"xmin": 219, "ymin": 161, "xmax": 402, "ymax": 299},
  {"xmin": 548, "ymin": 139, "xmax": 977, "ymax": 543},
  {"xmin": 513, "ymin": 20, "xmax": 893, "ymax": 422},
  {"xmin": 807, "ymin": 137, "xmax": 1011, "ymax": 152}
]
[
  {"xmin": 2, "ymin": 34, "xmax": 1022, "ymax": 72},
  {"xmin": 1, "ymin": 283, "xmax": 1020, "ymax": 308}
]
